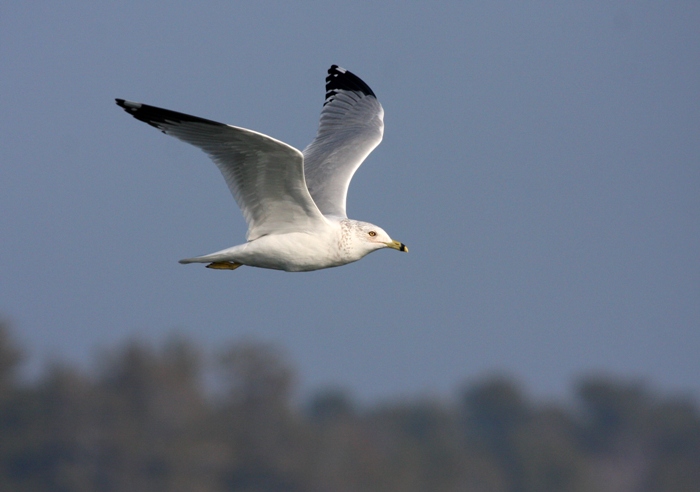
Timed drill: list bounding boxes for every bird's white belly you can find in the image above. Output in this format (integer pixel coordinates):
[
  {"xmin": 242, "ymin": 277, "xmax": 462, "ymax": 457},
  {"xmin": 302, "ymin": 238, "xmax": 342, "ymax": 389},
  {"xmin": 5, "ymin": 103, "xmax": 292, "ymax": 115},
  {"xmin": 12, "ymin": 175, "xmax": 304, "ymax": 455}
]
[{"xmin": 231, "ymin": 231, "xmax": 346, "ymax": 272}]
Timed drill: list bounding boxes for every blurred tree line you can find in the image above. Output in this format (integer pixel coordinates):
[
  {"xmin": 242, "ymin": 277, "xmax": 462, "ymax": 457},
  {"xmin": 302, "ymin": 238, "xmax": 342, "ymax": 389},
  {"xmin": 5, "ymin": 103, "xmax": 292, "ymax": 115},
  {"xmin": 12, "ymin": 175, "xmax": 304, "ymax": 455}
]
[{"xmin": 0, "ymin": 320, "xmax": 698, "ymax": 492}]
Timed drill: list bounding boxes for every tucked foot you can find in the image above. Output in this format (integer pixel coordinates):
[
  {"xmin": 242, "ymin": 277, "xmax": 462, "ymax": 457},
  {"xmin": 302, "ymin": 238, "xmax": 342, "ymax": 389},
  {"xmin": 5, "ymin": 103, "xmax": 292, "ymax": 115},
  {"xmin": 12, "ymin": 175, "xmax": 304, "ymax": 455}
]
[{"xmin": 206, "ymin": 261, "xmax": 243, "ymax": 270}]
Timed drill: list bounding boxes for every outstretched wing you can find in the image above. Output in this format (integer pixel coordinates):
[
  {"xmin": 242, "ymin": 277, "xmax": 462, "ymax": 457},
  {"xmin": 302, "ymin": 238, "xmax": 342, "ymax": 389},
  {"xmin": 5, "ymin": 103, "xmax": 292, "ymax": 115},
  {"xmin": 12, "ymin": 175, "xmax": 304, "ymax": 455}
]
[
  {"xmin": 116, "ymin": 99, "xmax": 327, "ymax": 240},
  {"xmin": 302, "ymin": 65, "xmax": 384, "ymax": 218}
]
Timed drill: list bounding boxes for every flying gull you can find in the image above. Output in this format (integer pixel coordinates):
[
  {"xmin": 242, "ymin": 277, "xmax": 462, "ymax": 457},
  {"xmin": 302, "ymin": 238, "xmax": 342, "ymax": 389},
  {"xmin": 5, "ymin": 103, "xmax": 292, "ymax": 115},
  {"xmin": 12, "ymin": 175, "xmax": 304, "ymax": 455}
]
[{"xmin": 116, "ymin": 65, "xmax": 407, "ymax": 272}]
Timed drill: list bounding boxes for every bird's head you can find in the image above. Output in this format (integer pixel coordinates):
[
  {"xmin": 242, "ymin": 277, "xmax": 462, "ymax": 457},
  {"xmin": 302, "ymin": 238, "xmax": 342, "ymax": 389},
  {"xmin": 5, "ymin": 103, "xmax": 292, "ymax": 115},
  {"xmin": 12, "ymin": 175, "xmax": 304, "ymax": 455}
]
[{"xmin": 346, "ymin": 220, "xmax": 408, "ymax": 257}]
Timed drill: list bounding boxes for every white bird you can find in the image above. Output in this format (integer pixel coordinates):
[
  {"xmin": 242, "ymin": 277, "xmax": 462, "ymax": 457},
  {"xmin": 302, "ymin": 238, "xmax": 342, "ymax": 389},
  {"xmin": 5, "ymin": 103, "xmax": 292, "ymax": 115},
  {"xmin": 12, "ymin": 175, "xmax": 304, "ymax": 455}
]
[{"xmin": 116, "ymin": 65, "xmax": 407, "ymax": 272}]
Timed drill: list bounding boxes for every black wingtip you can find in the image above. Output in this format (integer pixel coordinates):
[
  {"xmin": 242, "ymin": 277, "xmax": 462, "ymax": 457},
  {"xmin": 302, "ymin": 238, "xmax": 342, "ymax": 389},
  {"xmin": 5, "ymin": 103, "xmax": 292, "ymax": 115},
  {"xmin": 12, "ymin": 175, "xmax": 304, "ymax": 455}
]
[
  {"xmin": 115, "ymin": 98, "xmax": 136, "ymax": 112},
  {"xmin": 115, "ymin": 99, "xmax": 226, "ymax": 131},
  {"xmin": 324, "ymin": 65, "xmax": 376, "ymax": 105}
]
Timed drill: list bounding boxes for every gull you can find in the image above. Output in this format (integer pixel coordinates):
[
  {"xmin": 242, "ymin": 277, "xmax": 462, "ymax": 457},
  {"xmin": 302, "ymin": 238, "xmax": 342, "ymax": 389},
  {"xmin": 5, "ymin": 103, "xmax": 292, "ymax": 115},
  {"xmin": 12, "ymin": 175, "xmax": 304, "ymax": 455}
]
[{"xmin": 116, "ymin": 65, "xmax": 407, "ymax": 272}]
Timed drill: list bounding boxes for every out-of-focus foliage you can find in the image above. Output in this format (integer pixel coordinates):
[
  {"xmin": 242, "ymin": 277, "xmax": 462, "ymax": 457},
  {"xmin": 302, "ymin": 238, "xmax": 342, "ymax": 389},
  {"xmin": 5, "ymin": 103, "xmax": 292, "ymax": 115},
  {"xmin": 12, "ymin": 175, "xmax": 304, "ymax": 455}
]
[{"xmin": 0, "ymin": 322, "xmax": 698, "ymax": 492}]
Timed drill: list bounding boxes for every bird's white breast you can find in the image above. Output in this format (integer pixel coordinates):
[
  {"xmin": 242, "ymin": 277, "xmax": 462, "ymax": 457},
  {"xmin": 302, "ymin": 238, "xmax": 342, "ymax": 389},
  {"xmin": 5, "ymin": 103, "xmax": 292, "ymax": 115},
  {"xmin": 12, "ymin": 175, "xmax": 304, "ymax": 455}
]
[{"xmin": 233, "ymin": 222, "xmax": 348, "ymax": 272}]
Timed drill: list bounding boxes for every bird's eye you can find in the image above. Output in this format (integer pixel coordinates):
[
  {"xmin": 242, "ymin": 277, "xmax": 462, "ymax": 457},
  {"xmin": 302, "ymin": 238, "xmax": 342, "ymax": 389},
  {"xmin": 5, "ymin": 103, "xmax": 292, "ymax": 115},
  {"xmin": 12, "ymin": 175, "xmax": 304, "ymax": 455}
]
[{"xmin": 368, "ymin": 231, "xmax": 377, "ymax": 237}]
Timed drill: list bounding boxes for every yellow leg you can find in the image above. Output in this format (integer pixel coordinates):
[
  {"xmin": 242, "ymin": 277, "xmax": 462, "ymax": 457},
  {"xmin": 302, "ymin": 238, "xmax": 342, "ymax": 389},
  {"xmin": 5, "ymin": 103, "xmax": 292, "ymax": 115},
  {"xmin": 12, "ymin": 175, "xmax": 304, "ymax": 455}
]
[{"xmin": 206, "ymin": 261, "xmax": 243, "ymax": 271}]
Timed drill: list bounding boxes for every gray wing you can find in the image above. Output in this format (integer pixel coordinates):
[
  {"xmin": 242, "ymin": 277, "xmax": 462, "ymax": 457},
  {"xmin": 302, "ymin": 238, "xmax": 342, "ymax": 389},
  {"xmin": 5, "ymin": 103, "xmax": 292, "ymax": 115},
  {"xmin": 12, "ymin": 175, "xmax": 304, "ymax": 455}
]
[
  {"xmin": 302, "ymin": 65, "xmax": 384, "ymax": 218},
  {"xmin": 116, "ymin": 99, "xmax": 327, "ymax": 241}
]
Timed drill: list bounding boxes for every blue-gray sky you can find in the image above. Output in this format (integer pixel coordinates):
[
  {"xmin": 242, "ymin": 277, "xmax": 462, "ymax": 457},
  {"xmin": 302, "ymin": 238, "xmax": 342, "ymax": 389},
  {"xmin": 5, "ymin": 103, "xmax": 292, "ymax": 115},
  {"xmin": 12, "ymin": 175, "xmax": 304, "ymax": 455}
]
[{"xmin": 1, "ymin": 2, "xmax": 699, "ymax": 402}]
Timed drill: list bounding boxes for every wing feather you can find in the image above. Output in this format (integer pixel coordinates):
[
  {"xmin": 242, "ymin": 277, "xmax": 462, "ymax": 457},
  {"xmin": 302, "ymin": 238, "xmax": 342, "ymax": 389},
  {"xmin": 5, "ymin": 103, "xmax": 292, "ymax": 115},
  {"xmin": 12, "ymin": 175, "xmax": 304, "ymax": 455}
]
[
  {"xmin": 302, "ymin": 66, "xmax": 384, "ymax": 218},
  {"xmin": 115, "ymin": 99, "xmax": 327, "ymax": 240}
]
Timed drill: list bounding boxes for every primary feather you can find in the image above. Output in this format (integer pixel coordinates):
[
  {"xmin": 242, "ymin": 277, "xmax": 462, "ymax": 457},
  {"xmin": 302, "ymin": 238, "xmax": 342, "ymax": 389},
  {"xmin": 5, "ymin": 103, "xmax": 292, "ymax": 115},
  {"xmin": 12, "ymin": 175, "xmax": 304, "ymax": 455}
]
[{"xmin": 303, "ymin": 65, "xmax": 385, "ymax": 218}]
